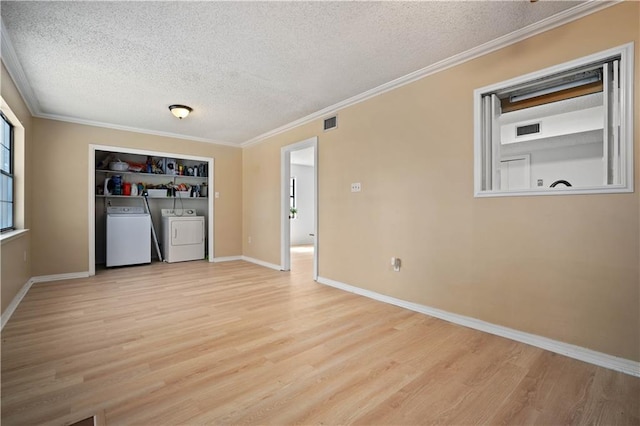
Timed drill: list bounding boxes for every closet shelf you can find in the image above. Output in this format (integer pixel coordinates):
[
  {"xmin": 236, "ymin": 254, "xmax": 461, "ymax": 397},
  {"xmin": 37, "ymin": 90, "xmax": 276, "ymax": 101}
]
[
  {"xmin": 96, "ymin": 195, "xmax": 207, "ymax": 199},
  {"xmin": 96, "ymin": 169, "xmax": 206, "ymax": 179}
]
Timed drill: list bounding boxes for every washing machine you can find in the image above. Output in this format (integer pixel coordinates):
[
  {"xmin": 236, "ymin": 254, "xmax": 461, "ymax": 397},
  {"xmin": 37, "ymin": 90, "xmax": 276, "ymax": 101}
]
[
  {"xmin": 161, "ymin": 209, "xmax": 205, "ymax": 263},
  {"xmin": 106, "ymin": 206, "xmax": 151, "ymax": 267}
]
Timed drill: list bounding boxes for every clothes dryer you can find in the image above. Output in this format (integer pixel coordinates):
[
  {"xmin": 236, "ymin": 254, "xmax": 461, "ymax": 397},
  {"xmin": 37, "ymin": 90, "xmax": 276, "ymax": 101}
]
[{"xmin": 161, "ymin": 209, "xmax": 205, "ymax": 263}]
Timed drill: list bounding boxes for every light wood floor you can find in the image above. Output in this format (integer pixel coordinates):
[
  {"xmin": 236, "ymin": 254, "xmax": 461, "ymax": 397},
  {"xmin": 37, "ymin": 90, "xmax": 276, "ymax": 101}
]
[{"xmin": 2, "ymin": 249, "xmax": 639, "ymax": 425}]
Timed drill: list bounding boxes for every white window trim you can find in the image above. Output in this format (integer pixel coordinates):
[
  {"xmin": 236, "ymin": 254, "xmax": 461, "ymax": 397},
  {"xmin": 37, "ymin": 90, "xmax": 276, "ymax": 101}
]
[{"xmin": 474, "ymin": 42, "xmax": 634, "ymax": 198}]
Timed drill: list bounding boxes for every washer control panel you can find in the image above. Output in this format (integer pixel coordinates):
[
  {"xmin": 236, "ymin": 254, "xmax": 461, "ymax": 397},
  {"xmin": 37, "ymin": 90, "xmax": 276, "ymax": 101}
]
[{"xmin": 107, "ymin": 206, "xmax": 146, "ymax": 214}]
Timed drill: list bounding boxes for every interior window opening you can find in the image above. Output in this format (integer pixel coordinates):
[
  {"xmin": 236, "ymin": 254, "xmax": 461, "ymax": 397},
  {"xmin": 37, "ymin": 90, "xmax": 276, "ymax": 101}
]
[{"xmin": 474, "ymin": 43, "xmax": 633, "ymax": 196}]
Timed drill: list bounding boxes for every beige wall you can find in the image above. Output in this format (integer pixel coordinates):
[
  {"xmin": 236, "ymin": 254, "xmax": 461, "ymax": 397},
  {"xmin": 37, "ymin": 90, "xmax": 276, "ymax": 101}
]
[
  {"xmin": 243, "ymin": 123, "xmax": 317, "ymax": 264},
  {"xmin": 2, "ymin": 2, "xmax": 638, "ymax": 361},
  {"xmin": 1, "ymin": 63, "xmax": 33, "ymax": 313},
  {"xmin": 30, "ymin": 119, "xmax": 243, "ymax": 276},
  {"xmin": 1, "ymin": 234, "xmax": 30, "ymax": 313},
  {"xmin": 242, "ymin": 3, "xmax": 640, "ymax": 361}
]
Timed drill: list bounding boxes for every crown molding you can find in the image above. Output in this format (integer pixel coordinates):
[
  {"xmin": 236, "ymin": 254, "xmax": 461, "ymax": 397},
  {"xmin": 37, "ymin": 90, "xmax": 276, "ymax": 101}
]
[
  {"xmin": 1, "ymin": 18, "xmax": 39, "ymax": 116},
  {"xmin": 1, "ymin": 2, "xmax": 620, "ymax": 148},
  {"xmin": 37, "ymin": 112, "xmax": 240, "ymax": 148},
  {"xmin": 241, "ymin": 0, "xmax": 620, "ymax": 147}
]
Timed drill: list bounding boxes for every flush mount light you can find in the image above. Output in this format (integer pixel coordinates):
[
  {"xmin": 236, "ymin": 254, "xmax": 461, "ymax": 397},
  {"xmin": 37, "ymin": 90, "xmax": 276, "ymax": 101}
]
[{"xmin": 168, "ymin": 104, "xmax": 193, "ymax": 119}]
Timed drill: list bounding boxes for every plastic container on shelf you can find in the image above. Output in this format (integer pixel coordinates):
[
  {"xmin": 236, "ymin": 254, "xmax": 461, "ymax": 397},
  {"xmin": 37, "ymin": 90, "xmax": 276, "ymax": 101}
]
[
  {"xmin": 109, "ymin": 161, "xmax": 129, "ymax": 171},
  {"xmin": 146, "ymin": 189, "xmax": 167, "ymax": 198}
]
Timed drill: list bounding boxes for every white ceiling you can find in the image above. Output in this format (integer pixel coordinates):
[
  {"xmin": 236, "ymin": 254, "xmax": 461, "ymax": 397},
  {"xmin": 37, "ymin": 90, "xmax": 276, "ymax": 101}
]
[{"xmin": 1, "ymin": 1, "xmax": 594, "ymax": 147}]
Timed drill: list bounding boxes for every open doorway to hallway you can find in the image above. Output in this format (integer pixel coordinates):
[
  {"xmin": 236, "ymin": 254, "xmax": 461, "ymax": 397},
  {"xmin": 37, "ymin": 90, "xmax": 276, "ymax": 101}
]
[
  {"xmin": 281, "ymin": 137, "xmax": 317, "ymax": 279},
  {"xmin": 290, "ymin": 244, "xmax": 314, "ymax": 277},
  {"xmin": 289, "ymin": 146, "xmax": 315, "ymax": 274}
]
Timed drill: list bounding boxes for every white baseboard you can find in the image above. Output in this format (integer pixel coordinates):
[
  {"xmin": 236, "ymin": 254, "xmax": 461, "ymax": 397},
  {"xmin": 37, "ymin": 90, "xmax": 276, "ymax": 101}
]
[
  {"xmin": 241, "ymin": 256, "xmax": 282, "ymax": 271},
  {"xmin": 317, "ymin": 276, "xmax": 640, "ymax": 377},
  {"xmin": 212, "ymin": 256, "xmax": 243, "ymax": 262},
  {"xmin": 31, "ymin": 271, "xmax": 90, "ymax": 284},
  {"xmin": 1, "ymin": 278, "xmax": 34, "ymax": 331},
  {"xmin": 1, "ymin": 271, "xmax": 92, "ymax": 330}
]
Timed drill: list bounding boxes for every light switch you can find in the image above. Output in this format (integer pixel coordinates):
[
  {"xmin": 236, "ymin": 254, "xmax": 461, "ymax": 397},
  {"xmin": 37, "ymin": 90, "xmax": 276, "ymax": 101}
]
[{"xmin": 215, "ymin": 192, "xmax": 220, "ymax": 198}]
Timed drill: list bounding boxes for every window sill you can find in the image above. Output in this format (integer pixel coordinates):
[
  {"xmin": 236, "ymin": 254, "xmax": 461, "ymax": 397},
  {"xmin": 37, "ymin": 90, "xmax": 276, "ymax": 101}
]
[
  {"xmin": 1, "ymin": 229, "xmax": 29, "ymax": 245},
  {"xmin": 474, "ymin": 185, "xmax": 633, "ymax": 198}
]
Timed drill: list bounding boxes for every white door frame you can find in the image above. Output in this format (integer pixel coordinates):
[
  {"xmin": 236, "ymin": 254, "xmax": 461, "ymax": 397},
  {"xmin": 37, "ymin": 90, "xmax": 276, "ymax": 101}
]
[
  {"xmin": 280, "ymin": 137, "xmax": 318, "ymax": 279},
  {"xmin": 88, "ymin": 144, "xmax": 215, "ymax": 276}
]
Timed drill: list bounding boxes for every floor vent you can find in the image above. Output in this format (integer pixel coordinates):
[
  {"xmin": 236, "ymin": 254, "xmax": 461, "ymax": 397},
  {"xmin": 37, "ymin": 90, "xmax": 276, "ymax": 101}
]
[
  {"xmin": 323, "ymin": 116, "xmax": 338, "ymax": 131},
  {"xmin": 67, "ymin": 411, "xmax": 105, "ymax": 426},
  {"xmin": 68, "ymin": 417, "xmax": 95, "ymax": 426}
]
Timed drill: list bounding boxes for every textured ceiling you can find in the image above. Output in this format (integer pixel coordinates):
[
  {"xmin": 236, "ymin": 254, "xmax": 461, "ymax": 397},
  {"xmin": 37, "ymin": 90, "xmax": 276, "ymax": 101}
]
[{"xmin": 2, "ymin": 1, "xmax": 589, "ymax": 146}]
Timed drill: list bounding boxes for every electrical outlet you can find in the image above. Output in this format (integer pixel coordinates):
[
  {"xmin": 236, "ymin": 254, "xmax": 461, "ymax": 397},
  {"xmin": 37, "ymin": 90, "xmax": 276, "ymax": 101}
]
[
  {"xmin": 248, "ymin": 236, "xmax": 252, "ymax": 244},
  {"xmin": 351, "ymin": 182, "xmax": 361, "ymax": 192}
]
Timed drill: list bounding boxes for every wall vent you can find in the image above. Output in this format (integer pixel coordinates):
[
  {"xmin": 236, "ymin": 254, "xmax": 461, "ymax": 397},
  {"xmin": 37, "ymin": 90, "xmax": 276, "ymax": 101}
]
[
  {"xmin": 323, "ymin": 116, "xmax": 338, "ymax": 131},
  {"xmin": 516, "ymin": 122, "xmax": 540, "ymax": 137}
]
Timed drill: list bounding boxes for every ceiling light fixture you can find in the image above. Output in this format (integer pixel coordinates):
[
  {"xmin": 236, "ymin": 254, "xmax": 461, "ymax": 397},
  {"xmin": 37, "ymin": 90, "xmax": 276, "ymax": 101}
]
[{"xmin": 169, "ymin": 104, "xmax": 193, "ymax": 119}]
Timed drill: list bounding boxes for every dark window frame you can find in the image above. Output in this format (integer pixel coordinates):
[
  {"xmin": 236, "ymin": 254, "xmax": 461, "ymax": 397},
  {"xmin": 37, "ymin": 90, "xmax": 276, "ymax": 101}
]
[
  {"xmin": 1, "ymin": 111, "xmax": 14, "ymax": 232},
  {"xmin": 289, "ymin": 177, "xmax": 296, "ymax": 218}
]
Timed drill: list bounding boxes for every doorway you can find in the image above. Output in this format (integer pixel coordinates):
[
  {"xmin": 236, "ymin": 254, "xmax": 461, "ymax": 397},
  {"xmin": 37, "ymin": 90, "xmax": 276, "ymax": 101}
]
[
  {"xmin": 500, "ymin": 155, "xmax": 530, "ymax": 190},
  {"xmin": 281, "ymin": 137, "xmax": 318, "ymax": 279}
]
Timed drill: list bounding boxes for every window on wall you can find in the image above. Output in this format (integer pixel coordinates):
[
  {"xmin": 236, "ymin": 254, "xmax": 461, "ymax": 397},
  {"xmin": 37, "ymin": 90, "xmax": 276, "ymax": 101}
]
[
  {"xmin": 1, "ymin": 112, "xmax": 14, "ymax": 231},
  {"xmin": 289, "ymin": 177, "xmax": 297, "ymax": 219},
  {"xmin": 474, "ymin": 43, "xmax": 634, "ymax": 197}
]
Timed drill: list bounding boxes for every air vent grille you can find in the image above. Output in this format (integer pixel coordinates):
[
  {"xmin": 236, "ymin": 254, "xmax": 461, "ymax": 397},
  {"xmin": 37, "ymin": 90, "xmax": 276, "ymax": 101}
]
[
  {"xmin": 516, "ymin": 123, "xmax": 540, "ymax": 137},
  {"xmin": 323, "ymin": 116, "xmax": 337, "ymax": 131}
]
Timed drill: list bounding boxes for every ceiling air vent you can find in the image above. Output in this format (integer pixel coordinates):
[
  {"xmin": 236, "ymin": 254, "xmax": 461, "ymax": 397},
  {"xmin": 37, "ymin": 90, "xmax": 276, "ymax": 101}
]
[
  {"xmin": 323, "ymin": 116, "xmax": 338, "ymax": 132},
  {"xmin": 516, "ymin": 122, "xmax": 540, "ymax": 137}
]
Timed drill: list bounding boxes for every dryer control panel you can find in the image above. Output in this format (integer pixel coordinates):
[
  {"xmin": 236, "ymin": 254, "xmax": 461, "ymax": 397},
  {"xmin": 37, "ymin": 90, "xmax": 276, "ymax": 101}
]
[{"xmin": 161, "ymin": 209, "xmax": 197, "ymax": 217}]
